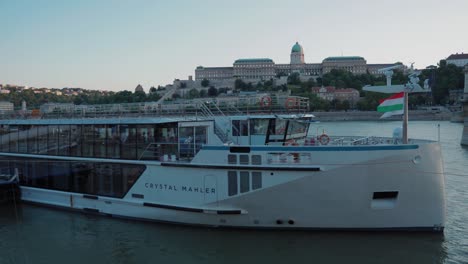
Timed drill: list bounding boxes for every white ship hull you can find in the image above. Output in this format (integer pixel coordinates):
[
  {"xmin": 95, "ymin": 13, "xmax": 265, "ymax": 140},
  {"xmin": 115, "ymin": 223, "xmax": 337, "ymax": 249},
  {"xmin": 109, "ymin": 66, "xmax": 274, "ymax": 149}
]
[{"xmin": 15, "ymin": 141, "xmax": 445, "ymax": 231}]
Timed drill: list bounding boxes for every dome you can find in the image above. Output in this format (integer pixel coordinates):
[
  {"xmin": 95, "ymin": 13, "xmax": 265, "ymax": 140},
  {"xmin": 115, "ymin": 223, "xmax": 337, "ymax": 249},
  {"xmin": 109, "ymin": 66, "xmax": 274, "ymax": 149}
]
[{"xmin": 291, "ymin": 42, "xmax": 303, "ymax": 53}]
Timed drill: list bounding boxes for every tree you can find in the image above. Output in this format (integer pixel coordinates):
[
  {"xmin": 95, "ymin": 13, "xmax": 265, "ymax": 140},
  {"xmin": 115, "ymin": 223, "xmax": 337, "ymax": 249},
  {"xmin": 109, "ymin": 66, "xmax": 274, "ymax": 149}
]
[
  {"xmin": 199, "ymin": 90, "xmax": 207, "ymax": 97},
  {"xmin": 208, "ymin": 86, "xmax": 218, "ymax": 97},
  {"xmin": 147, "ymin": 92, "xmax": 161, "ymax": 102},
  {"xmin": 187, "ymin": 88, "xmax": 200, "ymax": 99},
  {"xmin": 133, "ymin": 91, "xmax": 147, "ymax": 102},
  {"xmin": 287, "ymin": 72, "xmax": 301, "ymax": 85},
  {"xmin": 201, "ymin": 79, "xmax": 210, "ymax": 87},
  {"xmin": 234, "ymin": 79, "xmax": 246, "ymax": 90},
  {"xmin": 420, "ymin": 61, "xmax": 464, "ymax": 104},
  {"xmin": 149, "ymin": 86, "xmax": 157, "ymax": 93}
]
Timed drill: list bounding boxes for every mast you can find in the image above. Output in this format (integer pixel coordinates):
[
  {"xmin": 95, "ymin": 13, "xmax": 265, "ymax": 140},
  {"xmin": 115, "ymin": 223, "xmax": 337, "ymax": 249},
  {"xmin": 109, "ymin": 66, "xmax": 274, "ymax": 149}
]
[{"xmin": 403, "ymin": 91, "xmax": 408, "ymax": 144}]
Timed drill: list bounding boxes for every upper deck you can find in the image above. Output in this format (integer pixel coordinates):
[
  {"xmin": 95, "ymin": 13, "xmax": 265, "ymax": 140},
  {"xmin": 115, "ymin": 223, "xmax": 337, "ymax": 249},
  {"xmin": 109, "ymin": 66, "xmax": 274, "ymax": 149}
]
[{"xmin": 0, "ymin": 96, "xmax": 309, "ymax": 121}]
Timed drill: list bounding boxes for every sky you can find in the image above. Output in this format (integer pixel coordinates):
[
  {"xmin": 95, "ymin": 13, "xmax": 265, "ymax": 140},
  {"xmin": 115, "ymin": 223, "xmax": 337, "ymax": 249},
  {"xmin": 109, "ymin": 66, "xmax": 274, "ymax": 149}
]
[{"xmin": 1, "ymin": 0, "xmax": 467, "ymax": 91}]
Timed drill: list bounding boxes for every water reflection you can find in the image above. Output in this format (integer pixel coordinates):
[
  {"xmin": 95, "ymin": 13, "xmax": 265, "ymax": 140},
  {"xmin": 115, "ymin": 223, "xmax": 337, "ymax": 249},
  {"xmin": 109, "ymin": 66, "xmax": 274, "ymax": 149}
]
[{"xmin": 0, "ymin": 204, "xmax": 447, "ymax": 264}]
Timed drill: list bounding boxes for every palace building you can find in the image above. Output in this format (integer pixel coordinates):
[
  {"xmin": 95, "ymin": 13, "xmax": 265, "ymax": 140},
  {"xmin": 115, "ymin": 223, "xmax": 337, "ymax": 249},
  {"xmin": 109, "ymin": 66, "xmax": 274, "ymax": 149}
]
[{"xmin": 195, "ymin": 42, "xmax": 396, "ymax": 82}]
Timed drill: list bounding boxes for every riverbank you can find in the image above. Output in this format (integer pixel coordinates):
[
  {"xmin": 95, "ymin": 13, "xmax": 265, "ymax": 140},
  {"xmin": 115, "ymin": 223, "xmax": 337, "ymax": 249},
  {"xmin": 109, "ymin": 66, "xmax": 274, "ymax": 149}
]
[{"xmin": 311, "ymin": 110, "xmax": 451, "ymax": 121}]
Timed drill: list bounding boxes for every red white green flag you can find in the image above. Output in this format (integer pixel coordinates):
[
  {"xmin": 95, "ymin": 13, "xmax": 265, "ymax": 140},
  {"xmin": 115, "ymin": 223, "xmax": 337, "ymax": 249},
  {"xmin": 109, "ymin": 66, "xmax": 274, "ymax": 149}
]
[{"xmin": 377, "ymin": 92, "xmax": 404, "ymax": 118}]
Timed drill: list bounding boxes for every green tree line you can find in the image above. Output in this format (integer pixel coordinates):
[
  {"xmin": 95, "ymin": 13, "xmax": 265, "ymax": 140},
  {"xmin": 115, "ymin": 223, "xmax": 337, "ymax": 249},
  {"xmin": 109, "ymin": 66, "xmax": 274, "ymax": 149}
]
[{"xmin": 0, "ymin": 89, "xmax": 161, "ymax": 109}]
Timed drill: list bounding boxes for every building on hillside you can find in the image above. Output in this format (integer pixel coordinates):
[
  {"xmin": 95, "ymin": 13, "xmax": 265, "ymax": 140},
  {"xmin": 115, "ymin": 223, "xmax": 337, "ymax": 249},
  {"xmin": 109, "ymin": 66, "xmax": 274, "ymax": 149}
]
[
  {"xmin": 0, "ymin": 101, "xmax": 14, "ymax": 112},
  {"xmin": 322, "ymin": 56, "xmax": 367, "ymax": 74},
  {"xmin": 311, "ymin": 86, "xmax": 360, "ymax": 107},
  {"xmin": 446, "ymin": 53, "xmax": 468, "ymax": 67},
  {"xmin": 233, "ymin": 58, "xmax": 276, "ymax": 80},
  {"xmin": 334, "ymin": 88, "xmax": 361, "ymax": 106},
  {"xmin": 195, "ymin": 66, "xmax": 233, "ymax": 81},
  {"xmin": 311, "ymin": 86, "xmax": 336, "ymax": 101},
  {"xmin": 195, "ymin": 42, "xmax": 399, "ymax": 83}
]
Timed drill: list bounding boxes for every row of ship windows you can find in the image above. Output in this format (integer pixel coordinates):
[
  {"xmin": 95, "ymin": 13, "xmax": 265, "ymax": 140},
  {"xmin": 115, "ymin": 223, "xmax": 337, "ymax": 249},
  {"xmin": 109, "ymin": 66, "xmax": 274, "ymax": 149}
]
[
  {"xmin": 0, "ymin": 124, "xmax": 185, "ymax": 160},
  {"xmin": 1, "ymin": 158, "xmax": 145, "ymax": 198},
  {"xmin": 227, "ymin": 171, "xmax": 262, "ymax": 196},
  {"xmin": 228, "ymin": 154, "xmax": 262, "ymax": 165}
]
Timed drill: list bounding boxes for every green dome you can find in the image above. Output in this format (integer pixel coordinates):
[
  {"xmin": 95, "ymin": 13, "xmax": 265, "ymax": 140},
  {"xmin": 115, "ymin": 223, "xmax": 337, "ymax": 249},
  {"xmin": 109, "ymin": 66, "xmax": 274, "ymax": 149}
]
[{"xmin": 291, "ymin": 42, "xmax": 302, "ymax": 53}]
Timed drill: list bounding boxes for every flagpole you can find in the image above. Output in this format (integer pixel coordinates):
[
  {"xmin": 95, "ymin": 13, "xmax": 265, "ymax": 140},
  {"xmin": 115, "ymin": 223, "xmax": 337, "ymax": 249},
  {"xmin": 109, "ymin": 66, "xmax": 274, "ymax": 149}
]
[{"xmin": 403, "ymin": 91, "xmax": 408, "ymax": 144}]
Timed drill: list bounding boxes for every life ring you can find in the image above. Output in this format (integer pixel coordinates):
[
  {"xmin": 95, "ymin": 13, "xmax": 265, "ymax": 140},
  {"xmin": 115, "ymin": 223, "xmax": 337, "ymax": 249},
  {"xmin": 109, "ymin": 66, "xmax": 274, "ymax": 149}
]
[
  {"xmin": 285, "ymin": 97, "xmax": 296, "ymax": 109},
  {"xmin": 260, "ymin": 96, "xmax": 272, "ymax": 108},
  {"xmin": 318, "ymin": 134, "xmax": 330, "ymax": 145}
]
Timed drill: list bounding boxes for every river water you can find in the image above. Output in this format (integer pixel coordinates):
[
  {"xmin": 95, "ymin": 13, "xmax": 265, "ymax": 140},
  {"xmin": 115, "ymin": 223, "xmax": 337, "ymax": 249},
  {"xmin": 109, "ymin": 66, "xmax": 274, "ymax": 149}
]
[{"xmin": 0, "ymin": 121, "xmax": 467, "ymax": 264}]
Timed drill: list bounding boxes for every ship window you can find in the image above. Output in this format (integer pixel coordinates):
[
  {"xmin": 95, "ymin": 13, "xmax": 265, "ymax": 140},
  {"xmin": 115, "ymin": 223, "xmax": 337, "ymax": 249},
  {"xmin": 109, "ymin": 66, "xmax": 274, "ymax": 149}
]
[
  {"xmin": 58, "ymin": 125, "xmax": 71, "ymax": 156},
  {"xmin": 240, "ymin": 171, "xmax": 250, "ymax": 193},
  {"xmin": 232, "ymin": 120, "xmax": 240, "ymax": 136},
  {"xmin": 70, "ymin": 125, "xmax": 82, "ymax": 157},
  {"xmin": 106, "ymin": 125, "xmax": 120, "ymax": 159},
  {"xmin": 27, "ymin": 126, "xmax": 38, "ymax": 154},
  {"xmin": 0, "ymin": 127, "xmax": 9, "ymax": 152},
  {"xmin": 239, "ymin": 155, "xmax": 249, "ymax": 165},
  {"xmin": 9, "ymin": 157, "xmax": 146, "ymax": 198},
  {"xmin": 373, "ymin": 191, "xmax": 399, "ymax": 199},
  {"xmin": 137, "ymin": 125, "xmax": 157, "ymax": 160},
  {"xmin": 18, "ymin": 125, "xmax": 30, "ymax": 153},
  {"xmin": 195, "ymin": 126, "xmax": 207, "ymax": 154},
  {"xmin": 228, "ymin": 154, "xmax": 237, "ymax": 164},
  {"xmin": 8, "ymin": 126, "xmax": 19, "ymax": 153},
  {"xmin": 252, "ymin": 172, "xmax": 262, "ymax": 190},
  {"xmin": 250, "ymin": 119, "xmax": 269, "ymax": 135},
  {"xmin": 37, "ymin": 126, "xmax": 48, "ymax": 155},
  {"xmin": 94, "ymin": 125, "xmax": 107, "ymax": 158},
  {"xmin": 251, "ymin": 155, "xmax": 261, "ymax": 165},
  {"xmin": 371, "ymin": 191, "xmax": 399, "ymax": 210},
  {"xmin": 82, "ymin": 125, "xmax": 95, "ymax": 157},
  {"xmin": 121, "ymin": 125, "xmax": 138, "ymax": 160},
  {"xmin": 47, "ymin": 125, "xmax": 60, "ymax": 155},
  {"xmin": 232, "ymin": 120, "xmax": 248, "ymax": 136},
  {"xmin": 228, "ymin": 171, "xmax": 238, "ymax": 196},
  {"xmin": 179, "ymin": 127, "xmax": 195, "ymax": 158}
]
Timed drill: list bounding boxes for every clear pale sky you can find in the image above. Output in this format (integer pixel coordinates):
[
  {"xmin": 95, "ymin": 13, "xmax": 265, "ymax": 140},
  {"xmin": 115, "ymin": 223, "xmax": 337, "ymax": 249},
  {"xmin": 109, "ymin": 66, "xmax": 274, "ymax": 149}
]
[{"xmin": 1, "ymin": 0, "xmax": 467, "ymax": 91}]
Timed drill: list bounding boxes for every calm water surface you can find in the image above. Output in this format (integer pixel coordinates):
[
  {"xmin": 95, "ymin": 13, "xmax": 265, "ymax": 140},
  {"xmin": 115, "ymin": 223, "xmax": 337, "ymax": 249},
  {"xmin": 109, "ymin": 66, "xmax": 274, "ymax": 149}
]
[{"xmin": 1, "ymin": 121, "xmax": 467, "ymax": 264}]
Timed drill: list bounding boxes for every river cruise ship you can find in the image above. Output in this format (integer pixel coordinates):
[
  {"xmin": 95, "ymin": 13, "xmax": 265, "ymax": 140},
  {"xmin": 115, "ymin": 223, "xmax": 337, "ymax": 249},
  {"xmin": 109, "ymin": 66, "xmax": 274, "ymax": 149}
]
[{"xmin": 0, "ymin": 101, "xmax": 445, "ymax": 231}]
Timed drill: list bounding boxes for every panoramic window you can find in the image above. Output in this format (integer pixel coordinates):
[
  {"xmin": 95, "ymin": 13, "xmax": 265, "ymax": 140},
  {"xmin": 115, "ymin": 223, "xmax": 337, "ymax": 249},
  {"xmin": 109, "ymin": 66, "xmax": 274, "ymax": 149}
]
[{"xmin": 6, "ymin": 157, "xmax": 146, "ymax": 198}]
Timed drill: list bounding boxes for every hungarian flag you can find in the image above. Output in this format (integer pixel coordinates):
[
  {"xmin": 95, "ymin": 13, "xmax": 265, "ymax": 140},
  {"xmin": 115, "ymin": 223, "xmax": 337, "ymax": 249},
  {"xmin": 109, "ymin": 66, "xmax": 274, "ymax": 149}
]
[{"xmin": 377, "ymin": 92, "xmax": 404, "ymax": 118}]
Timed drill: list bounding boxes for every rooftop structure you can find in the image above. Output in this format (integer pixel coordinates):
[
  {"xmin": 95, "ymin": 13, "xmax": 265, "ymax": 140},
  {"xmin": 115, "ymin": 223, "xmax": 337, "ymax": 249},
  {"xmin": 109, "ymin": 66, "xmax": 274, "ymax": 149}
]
[{"xmin": 446, "ymin": 53, "xmax": 468, "ymax": 67}]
